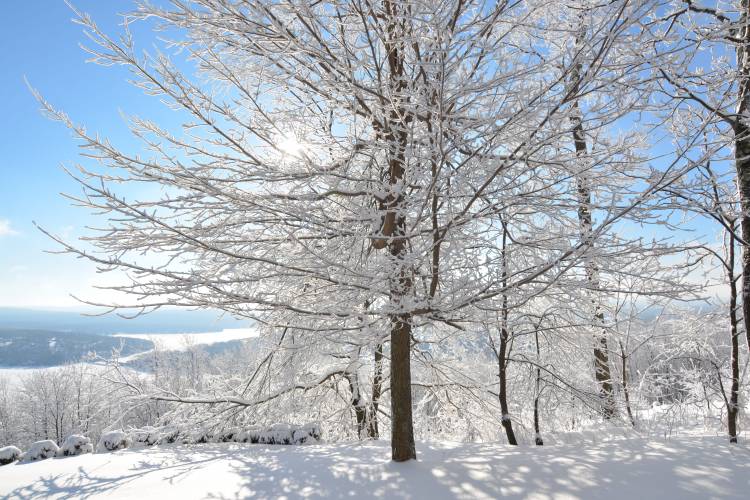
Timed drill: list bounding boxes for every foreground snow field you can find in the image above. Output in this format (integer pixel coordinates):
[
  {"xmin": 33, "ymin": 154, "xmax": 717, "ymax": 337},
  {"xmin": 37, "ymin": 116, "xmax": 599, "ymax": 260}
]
[{"xmin": 1, "ymin": 438, "xmax": 748, "ymax": 499}]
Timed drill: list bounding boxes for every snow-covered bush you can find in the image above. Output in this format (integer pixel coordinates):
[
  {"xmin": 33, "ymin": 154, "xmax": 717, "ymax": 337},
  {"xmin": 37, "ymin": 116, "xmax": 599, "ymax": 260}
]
[
  {"xmin": 97, "ymin": 430, "xmax": 131, "ymax": 452},
  {"xmin": 22, "ymin": 440, "xmax": 59, "ymax": 462},
  {"xmin": 233, "ymin": 423, "xmax": 320, "ymax": 445},
  {"xmin": 129, "ymin": 426, "xmax": 183, "ymax": 447},
  {"xmin": 125, "ymin": 423, "xmax": 321, "ymax": 447},
  {"xmin": 158, "ymin": 428, "xmax": 181, "ymax": 444},
  {"xmin": 293, "ymin": 423, "xmax": 321, "ymax": 444},
  {"xmin": 58, "ymin": 434, "xmax": 93, "ymax": 457},
  {"xmin": 216, "ymin": 428, "xmax": 241, "ymax": 443},
  {"xmin": 231, "ymin": 426, "xmax": 259, "ymax": 444},
  {"xmin": 0, "ymin": 445, "xmax": 22, "ymax": 465},
  {"xmin": 131, "ymin": 427, "xmax": 163, "ymax": 447},
  {"xmin": 265, "ymin": 424, "xmax": 293, "ymax": 444}
]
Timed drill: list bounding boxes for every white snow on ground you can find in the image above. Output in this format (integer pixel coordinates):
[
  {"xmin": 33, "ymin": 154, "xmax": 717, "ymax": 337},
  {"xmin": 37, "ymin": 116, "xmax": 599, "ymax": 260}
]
[
  {"xmin": 1, "ymin": 438, "xmax": 749, "ymax": 499},
  {"xmin": 114, "ymin": 328, "xmax": 257, "ymax": 351}
]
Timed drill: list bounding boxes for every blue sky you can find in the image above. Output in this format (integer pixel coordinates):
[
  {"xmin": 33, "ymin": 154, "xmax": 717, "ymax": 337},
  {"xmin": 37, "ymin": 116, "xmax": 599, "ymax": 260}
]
[{"xmin": 0, "ymin": 1, "xmax": 174, "ymax": 308}]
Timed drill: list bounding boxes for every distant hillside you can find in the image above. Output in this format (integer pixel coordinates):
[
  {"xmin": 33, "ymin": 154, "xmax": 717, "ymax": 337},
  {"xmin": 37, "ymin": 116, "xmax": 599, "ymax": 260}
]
[
  {"xmin": 0, "ymin": 329, "xmax": 153, "ymax": 367},
  {"xmin": 0, "ymin": 308, "xmax": 248, "ymax": 335}
]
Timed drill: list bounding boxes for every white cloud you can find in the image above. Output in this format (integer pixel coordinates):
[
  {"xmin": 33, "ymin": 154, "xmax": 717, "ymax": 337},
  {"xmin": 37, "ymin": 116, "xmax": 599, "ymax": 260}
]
[{"xmin": 0, "ymin": 219, "xmax": 18, "ymax": 237}]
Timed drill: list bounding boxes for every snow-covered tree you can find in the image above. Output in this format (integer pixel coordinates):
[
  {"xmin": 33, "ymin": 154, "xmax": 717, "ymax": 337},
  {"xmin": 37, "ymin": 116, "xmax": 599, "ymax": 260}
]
[{"xmin": 31, "ymin": 0, "xmax": 717, "ymax": 458}]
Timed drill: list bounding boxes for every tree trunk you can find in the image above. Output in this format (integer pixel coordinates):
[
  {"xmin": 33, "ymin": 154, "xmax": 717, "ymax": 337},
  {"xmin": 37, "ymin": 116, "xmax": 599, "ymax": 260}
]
[
  {"xmin": 737, "ymin": 124, "xmax": 750, "ymax": 356},
  {"xmin": 738, "ymin": 0, "xmax": 750, "ymax": 357},
  {"xmin": 728, "ymin": 225, "xmax": 740, "ymax": 443},
  {"xmin": 383, "ymin": 0, "xmax": 416, "ymax": 462},
  {"xmin": 344, "ymin": 370, "xmax": 369, "ymax": 440},
  {"xmin": 534, "ymin": 329, "xmax": 544, "ymax": 445},
  {"xmin": 390, "ymin": 315, "xmax": 415, "ymax": 461},
  {"xmin": 619, "ymin": 341, "xmax": 636, "ymax": 427},
  {"xmin": 498, "ymin": 328, "xmax": 517, "ymax": 445},
  {"xmin": 570, "ymin": 32, "xmax": 616, "ymax": 419},
  {"xmin": 498, "ymin": 221, "xmax": 517, "ymax": 445},
  {"xmin": 367, "ymin": 343, "xmax": 383, "ymax": 439}
]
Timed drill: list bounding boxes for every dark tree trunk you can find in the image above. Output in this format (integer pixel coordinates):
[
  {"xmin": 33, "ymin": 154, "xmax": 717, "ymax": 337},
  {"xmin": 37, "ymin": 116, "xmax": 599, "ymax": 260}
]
[
  {"xmin": 383, "ymin": 0, "xmax": 415, "ymax": 461},
  {"xmin": 498, "ymin": 221, "xmax": 517, "ymax": 445},
  {"xmin": 738, "ymin": 143, "xmax": 750, "ymax": 357},
  {"xmin": 534, "ymin": 329, "xmax": 544, "ymax": 445},
  {"xmin": 367, "ymin": 343, "xmax": 383, "ymax": 439},
  {"xmin": 533, "ymin": 404, "xmax": 543, "ymax": 446},
  {"xmin": 619, "ymin": 341, "xmax": 636, "ymax": 427},
  {"xmin": 390, "ymin": 315, "xmax": 415, "ymax": 461},
  {"xmin": 735, "ymin": 121, "xmax": 750, "ymax": 359},
  {"xmin": 738, "ymin": 0, "xmax": 750, "ymax": 357},
  {"xmin": 728, "ymin": 225, "xmax": 740, "ymax": 443},
  {"xmin": 592, "ymin": 316, "xmax": 616, "ymax": 420},
  {"xmin": 345, "ymin": 370, "xmax": 369, "ymax": 440},
  {"xmin": 498, "ymin": 327, "xmax": 517, "ymax": 445}
]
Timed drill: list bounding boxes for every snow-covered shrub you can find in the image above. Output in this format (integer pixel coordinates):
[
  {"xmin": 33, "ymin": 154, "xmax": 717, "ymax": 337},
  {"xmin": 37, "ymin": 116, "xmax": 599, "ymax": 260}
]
[
  {"xmin": 264, "ymin": 423, "xmax": 293, "ymax": 444},
  {"xmin": 233, "ymin": 423, "xmax": 320, "ymax": 445},
  {"xmin": 216, "ymin": 428, "xmax": 241, "ymax": 443},
  {"xmin": 233, "ymin": 426, "xmax": 262, "ymax": 444},
  {"xmin": 131, "ymin": 427, "xmax": 163, "ymax": 447},
  {"xmin": 293, "ymin": 423, "xmax": 321, "ymax": 444},
  {"xmin": 23, "ymin": 440, "xmax": 59, "ymax": 462},
  {"xmin": 97, "ymin": 430, "xmax": 131, "ymax": 452},
  {"xmin": 58, "ymin": 435, "xmax": 93, "ymax": 457},
  {"xmin": 129, "ymin": 426, "xmax": 185, "ymax": 447},
  {"xmin": 158, "ymin": 428, "xmax": 181, "ymax": 444},
  {"xmin": 0, "ymin": 445, "xmax": 22, "ymax": 465},
  {"xmin": 182, "ymin": 428, "xmax": 213, "ymax": 444}
]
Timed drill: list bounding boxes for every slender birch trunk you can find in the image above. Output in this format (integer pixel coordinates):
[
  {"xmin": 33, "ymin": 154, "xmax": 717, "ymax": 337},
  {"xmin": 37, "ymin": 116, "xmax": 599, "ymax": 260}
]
[{"xmin": 570, "ymin": 31, "xmax": 616, "ymax": 419}]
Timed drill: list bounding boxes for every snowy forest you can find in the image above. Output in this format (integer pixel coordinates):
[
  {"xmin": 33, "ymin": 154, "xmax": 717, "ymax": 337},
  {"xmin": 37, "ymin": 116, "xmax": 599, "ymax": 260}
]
[{"xmin": 3, "ymin": 0, "xmax": 750, "ymax": 496}]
